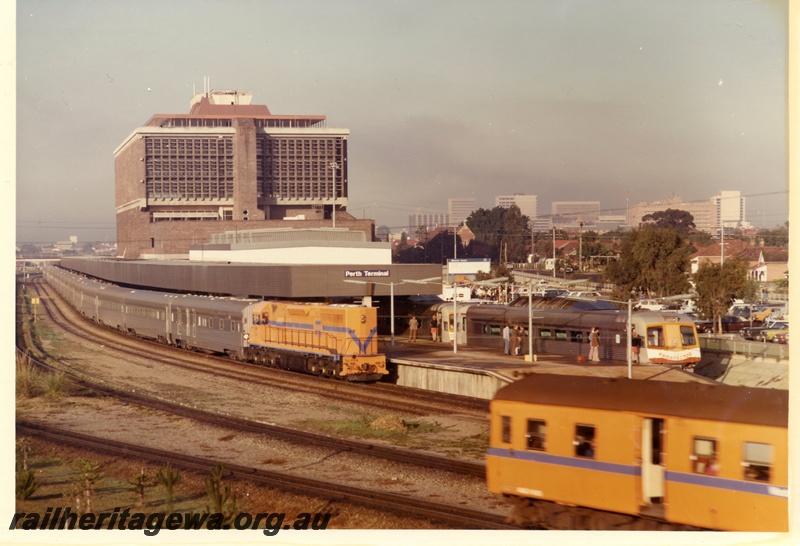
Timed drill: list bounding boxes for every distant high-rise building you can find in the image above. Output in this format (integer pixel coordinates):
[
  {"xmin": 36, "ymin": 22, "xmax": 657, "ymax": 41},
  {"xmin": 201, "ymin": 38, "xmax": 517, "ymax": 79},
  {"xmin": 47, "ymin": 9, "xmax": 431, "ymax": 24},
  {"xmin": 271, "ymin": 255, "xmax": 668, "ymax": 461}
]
[
  {"xmin": 496, "ymin": 194, "xmax": 538, "ymax": 223},
  {"xmin": 551, "ymin": 201, "xmax": 601, "ymax": 227},
  {"xmin": 627, "ymin": 195, "xmax": 714, "ymax": 233},
  {"xmin": 713, "ymin": 191, "xmax": 748, "ymax": 232},
  {"xmin": 408, "ymin": 211, "xmax": 449, "ymax": 237},
  {"xmin": 448, "ymin": 198, "xmax": 477, "ymax": 227},
  {"xmin": 114, "ymin": 87, "xmax": 374, "ymax": 258}
]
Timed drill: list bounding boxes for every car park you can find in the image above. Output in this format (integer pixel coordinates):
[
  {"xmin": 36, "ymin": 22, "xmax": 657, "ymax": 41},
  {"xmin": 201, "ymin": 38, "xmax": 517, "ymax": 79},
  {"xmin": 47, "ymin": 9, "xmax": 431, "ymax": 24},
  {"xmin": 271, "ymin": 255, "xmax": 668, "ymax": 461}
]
[
  {"xmin": 773, "ymin": 331, "xmax": 789, "ymax": 344},
  {"xmin": 740, "ymin": 320, "xmax": 789, "ymax": 341},
  {"xmin": 694, "ymin": 315, "xmax": 748, "ymax": 334},
  {"xmin": 567, "ymin": 291, "xmax": 603, "ymax": 298}
]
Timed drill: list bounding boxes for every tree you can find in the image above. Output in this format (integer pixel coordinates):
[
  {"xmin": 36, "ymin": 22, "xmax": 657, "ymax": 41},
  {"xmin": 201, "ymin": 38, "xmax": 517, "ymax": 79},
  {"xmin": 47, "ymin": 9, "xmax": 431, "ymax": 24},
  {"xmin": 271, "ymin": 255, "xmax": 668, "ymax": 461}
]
[
  {"xmin": 641, "ymin": 209, "xmax": 696, "ymax": 234},
  {"xmin": 693, "ymin": 258, "xmax": 751, "ymax": 333},
  {"xmin": 605, "ymin": 226, "xmax": 693, "ymax": 300},
  {"xmin": 466, "ymin": 205, "xmax": 530, "ymax": 264}
]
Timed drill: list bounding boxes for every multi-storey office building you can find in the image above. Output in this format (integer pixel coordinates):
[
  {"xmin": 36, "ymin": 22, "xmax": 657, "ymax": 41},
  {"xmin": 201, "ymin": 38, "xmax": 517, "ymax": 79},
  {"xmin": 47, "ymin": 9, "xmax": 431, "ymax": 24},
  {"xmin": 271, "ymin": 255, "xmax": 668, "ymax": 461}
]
[
  {"xmin": 448, "ymin": 197, "xmax": 477, "ymax": 228},
  {"xmin": 115, "ymin": 89, "xmax": 373, "ymax": 258},
  {"xmin": 496, "ymin": 194, "xmax": 538, "ymax": 224}
]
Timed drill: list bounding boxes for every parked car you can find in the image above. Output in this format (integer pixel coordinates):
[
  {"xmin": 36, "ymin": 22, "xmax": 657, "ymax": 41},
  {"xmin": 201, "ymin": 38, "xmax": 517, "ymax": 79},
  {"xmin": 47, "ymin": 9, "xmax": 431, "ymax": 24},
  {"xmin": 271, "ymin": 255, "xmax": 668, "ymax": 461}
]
[
  {"xmin": 740, "ymin": 320, "xmax": 789, "ymax": 341},
  {"xmin": 637, "ymin": 299, "xmax": 665, "ymax": 311},
  {"xmin": 755, "ymin": 322, "xmax": 790, "ymax": 343},
  {"xmin": 567, "ymin": 291, "xmax": 603, "ymax": 298},
  {"xmin": 544, "ymin": 288, "xmax": 569, "ymax": 298},
  {"xmin": 694, "ymin": 315, "xmax": 748, "ymax": 334},
  {"xmin": 773, "ymin": 331, "xmax": 789, "ymax": 344}
]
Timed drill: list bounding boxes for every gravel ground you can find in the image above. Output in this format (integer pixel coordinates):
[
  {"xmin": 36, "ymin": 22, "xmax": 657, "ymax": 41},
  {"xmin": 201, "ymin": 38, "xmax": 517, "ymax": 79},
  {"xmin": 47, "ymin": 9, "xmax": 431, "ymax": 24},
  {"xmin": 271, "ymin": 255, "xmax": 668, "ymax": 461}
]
[{"xmin": 17, "ymin": 309, "xmax": 512, "ymax": 527}]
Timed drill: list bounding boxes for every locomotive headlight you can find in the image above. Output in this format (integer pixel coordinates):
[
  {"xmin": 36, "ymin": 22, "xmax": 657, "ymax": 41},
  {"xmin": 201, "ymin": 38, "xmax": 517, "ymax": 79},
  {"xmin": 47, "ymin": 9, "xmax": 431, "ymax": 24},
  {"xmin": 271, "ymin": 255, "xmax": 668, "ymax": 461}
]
[
  {"xmin": 361, "ymin": 314, "xmax": 367, "ymax": 323},
  {"xmin": 243, "ymin": 333, "xmax": 250, "ymax": 340}
]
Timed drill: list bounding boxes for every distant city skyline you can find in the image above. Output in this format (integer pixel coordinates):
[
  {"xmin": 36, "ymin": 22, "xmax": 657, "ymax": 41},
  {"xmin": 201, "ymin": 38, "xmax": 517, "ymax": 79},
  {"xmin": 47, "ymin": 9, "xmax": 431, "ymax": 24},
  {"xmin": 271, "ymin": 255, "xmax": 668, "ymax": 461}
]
[{"xmin": 15, "ymin": 1, "xmax": 789, "ymax": 243}]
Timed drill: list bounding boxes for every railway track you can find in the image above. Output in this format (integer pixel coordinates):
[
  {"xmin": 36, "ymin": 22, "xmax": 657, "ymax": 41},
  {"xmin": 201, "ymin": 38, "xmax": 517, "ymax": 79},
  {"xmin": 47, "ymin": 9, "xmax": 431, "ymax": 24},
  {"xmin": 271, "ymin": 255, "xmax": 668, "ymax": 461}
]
[
  {"xmin": 17, "ymin": 421, "xmax": 517, "ymax": 530},
  {"xmin": 19, "ymin": 279, "xmax": 487, "ymax": 479},
  {"xmin": 29, "ymin": 276, "xmax": 488, "ymax": 417}
]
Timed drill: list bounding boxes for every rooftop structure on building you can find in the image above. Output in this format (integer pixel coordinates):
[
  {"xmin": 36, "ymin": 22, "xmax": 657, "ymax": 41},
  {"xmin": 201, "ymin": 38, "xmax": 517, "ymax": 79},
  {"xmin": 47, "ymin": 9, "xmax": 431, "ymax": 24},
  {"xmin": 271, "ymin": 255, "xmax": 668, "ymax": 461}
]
[
  {"xmin": 189, "ymin": 228, "xmax": 391, "ymax": 265},
  {"xmin": 114, "ymin": 83, "xmax": 373, "ymax": 259}
]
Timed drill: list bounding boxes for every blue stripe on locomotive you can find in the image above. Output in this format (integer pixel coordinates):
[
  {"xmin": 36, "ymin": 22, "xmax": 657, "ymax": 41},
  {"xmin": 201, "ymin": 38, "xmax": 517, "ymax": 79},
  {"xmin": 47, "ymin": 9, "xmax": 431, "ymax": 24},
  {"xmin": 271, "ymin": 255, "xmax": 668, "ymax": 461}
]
[{"xmin": 249, "ymin": 320, "xmax": 377, "ymax": 355}]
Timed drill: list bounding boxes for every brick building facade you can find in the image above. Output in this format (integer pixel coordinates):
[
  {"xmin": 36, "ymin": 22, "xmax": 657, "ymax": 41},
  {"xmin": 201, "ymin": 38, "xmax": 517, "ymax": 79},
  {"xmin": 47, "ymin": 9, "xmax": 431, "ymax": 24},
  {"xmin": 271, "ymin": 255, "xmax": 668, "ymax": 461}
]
[{"xmin": 114, "ymin": 88, "xmax": 372, "ymax": 258}]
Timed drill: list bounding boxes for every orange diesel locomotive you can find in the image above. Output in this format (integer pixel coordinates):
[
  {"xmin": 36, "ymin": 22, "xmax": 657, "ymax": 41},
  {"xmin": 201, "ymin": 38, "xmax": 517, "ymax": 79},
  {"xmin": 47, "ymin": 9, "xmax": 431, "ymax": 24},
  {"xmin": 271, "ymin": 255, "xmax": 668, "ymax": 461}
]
[{"xmin": 487, "ymin": 375, "xmax": 788, "ymax": 531}]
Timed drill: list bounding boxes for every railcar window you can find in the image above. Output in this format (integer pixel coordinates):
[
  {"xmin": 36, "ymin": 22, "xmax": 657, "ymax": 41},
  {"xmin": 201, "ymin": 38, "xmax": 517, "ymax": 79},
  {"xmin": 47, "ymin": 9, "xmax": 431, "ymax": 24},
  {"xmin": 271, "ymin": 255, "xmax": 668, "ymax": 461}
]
[
  {"xmin": 574, "ymin": 424, "xmax": 595, "ymax": 458},
  {"xmin": 570, "ymin": 331, "xmax": 584, "ymax": 342},
  {"xmin": 680, "ymin": 326, "xmax": 696, "ymax": 346},
  {"xmin": 647, "ymin": 326, "xmax": 664, "ymax": 348},
  {"xmin": 691, "ymin": 437, "xmax": 718, "ymax": 475},
  {"xmin": 743, "ymin": 442, "xmax": 773, "ymax": 482},
  {"xmin": 539, "ymin": 329, "xmax": 552, "ymax": 339},
  {"xmin": 554, "ymin": 329, "xmax": 567, "ymax": 341},
  {"xmin": 525, "ymin": 419, "xmax": 546, "ymax": 451},
  {"xmin": 501, "ymin": 416, "xmax": 512, "ymax": 444}
]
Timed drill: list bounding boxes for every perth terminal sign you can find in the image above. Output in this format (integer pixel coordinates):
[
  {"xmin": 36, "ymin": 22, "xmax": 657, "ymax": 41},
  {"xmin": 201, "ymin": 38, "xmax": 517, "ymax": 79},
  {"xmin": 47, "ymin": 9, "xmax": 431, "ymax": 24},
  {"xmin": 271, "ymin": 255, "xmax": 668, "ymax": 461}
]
[{"xmin": 344, "ymin": 270, "xmax": 390, "ymax": 278}]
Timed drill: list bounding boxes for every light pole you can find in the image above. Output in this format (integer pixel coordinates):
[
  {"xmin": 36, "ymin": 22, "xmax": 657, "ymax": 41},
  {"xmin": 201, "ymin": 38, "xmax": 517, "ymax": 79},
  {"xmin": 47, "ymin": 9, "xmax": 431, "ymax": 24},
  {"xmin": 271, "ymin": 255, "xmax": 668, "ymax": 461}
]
[
  {"xmin": 329, "ymin": 161, "xmax": 340, "ymax": 228},
  {"xmin": 552, "ymin": 226, "xmax": 557, "ymax": 279},
  {"xmin": 343, "ymin": 279, "xmax": 402, "ymax": 346},
  {"xmin": 579, "ymin": 222, "xmax": 583, "ymax": 273}
]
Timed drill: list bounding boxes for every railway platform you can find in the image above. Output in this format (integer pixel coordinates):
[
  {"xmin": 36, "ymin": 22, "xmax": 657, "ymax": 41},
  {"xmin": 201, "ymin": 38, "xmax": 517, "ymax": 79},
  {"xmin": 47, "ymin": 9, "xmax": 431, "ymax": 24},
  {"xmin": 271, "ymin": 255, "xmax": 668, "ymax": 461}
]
[{"xmin": 382, "ymin": 338, "xmax": 711, "ymax": 400}]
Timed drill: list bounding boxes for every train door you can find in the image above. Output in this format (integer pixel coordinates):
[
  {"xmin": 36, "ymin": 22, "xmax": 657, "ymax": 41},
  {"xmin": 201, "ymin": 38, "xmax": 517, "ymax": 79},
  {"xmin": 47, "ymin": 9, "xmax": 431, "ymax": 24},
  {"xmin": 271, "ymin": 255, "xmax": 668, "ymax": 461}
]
[
  {"xmin": 165, "ymin": 300, "xmax": 172, "ymax": 343},
  {"xmin": 443, "ymin": 308, "xmax": 467, "ymax": 345},
  {"xmin": 641, "ymin": 418, "xmax": 665, "ymax": 508}
]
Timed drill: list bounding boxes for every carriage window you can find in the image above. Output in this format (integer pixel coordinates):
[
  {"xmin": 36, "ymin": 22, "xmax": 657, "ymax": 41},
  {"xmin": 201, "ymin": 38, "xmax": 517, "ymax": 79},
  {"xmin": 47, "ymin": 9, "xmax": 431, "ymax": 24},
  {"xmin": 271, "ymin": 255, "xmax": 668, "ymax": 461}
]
[
  {"xmin": 681, "ymin": 326, "xmax": 696, "ymax": 346},
  {"xmin": 539, "ymin": 329, "xmax": 552, "ymax": 339},
  {"xmin": 526, "ymin": 419, "xmax": 546, "ymax": 451},
  {"xmin": 647, "ymin": 326, "xmax": 664, "ymax": 348},
  {"xmin": 501, "ymin": 415, "xmax": 512, "ymax": 444},
  {"xmin": 570, "ymin": 331, "xmax": 584, "ymax": 343},
  {"xmin": 574, "ymin": 424, "xmax": 595, "ymax": 458},
  {"xmin": 691, "ymin": 437, "xmax": 718, "ymax": 475},
  {"xmin": 483, "ymin": 323, "xmax": 502, "ymax": 336},
  {"xmin": 554, "ymin": 329, "xmax": 567, "ymax": 341},
  {"xmin": 743, "ymin": 442, "xmax": 772, "ymax": 482}
]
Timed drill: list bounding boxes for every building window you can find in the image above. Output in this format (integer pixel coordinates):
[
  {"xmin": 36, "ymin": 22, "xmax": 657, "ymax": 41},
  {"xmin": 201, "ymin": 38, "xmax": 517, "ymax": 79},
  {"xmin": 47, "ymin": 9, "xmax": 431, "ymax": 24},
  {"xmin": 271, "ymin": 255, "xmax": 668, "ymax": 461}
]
[
  {"xmin": 525, "ymin": 419, "xmax": 546, "ymax": 451},
  {"xmin": 691, "ymin": 437, "xmax": 718, "ymax": 475},
  {"xmin": 743, "ymin": 442, "xmax": 772, "ymax": 482}
]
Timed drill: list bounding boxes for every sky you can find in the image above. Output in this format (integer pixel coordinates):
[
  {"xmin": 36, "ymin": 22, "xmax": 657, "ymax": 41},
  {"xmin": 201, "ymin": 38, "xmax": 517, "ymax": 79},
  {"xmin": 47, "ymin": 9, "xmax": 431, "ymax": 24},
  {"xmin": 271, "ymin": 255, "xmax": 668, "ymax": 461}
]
[{"xmin": 13, "ymin": 0, "xmax": 790, "ymax": 243}]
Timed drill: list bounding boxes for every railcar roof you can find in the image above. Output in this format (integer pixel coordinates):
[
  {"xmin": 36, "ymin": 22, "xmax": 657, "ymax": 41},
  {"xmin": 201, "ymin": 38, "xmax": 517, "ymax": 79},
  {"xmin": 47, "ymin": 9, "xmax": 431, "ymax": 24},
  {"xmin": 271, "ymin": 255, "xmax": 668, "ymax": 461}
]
[
  {"xmin": 508, "ymin": 296, "xmax": 620, "ymax": 311},
  {"xmin": 493, "ymin": 374, "xmax": 787, "ymax": 428}
]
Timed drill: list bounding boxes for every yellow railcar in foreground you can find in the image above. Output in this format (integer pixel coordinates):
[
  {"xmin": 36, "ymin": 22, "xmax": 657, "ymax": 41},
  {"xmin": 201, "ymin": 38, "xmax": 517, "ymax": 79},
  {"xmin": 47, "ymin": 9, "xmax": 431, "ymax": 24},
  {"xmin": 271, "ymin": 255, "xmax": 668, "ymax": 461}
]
[{"xmin": 487, "ymin": 375, "xmax": 787, "ymax": 531}]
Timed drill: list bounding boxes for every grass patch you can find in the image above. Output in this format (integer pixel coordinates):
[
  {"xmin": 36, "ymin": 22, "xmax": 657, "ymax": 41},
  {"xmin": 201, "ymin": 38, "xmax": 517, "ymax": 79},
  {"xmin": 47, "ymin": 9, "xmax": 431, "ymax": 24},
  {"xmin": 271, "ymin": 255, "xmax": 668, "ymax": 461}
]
[
  {"xmin": 16, "ymin": 359, "xmax": 41, "ymax": 399},
  {"xmin": 298, "ymin": 413, "xmax": 449, "ymax": 443}
]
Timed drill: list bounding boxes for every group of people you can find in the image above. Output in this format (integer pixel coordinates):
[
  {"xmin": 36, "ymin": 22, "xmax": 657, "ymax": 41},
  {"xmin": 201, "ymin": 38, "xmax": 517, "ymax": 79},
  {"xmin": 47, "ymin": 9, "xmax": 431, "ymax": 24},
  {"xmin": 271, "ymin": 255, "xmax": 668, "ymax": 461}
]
[
  {"xmin": 586, "ymin": 326, "xmax": 640, "ymax": 364},
  {"xmin": 407, "ymin": 314, "xmax": 440, "ymax": 343},
  {"xmin": 502, "ymin": 324, "xmax": 526, "ymax": 356}
]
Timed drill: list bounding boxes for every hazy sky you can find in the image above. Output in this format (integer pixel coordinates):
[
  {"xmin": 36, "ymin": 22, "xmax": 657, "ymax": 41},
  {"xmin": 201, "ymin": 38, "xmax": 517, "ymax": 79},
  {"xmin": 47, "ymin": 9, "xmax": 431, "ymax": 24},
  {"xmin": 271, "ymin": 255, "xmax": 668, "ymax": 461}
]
[{"xmin": 15, "ymin": 0, "xmax": 789, "ymax": 243}]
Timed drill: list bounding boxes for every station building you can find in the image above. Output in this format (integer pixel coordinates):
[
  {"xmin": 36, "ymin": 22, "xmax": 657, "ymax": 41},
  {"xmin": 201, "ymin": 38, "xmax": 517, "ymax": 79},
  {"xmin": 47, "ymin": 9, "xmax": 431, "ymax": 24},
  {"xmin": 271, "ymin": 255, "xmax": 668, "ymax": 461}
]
[{"xmin": 114, "ymin": 88, "xmax": 373, "ymax": 259}]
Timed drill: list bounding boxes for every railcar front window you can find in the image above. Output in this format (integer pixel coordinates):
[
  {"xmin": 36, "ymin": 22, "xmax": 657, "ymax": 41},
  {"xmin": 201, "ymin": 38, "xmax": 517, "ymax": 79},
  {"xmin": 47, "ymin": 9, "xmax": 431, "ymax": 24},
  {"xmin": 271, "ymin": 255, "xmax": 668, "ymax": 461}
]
[
  {"xmin": 574, "ymin": 424, "xmax": 595, "ymax": 458},
  {"xmin": 743, "ymin": 442, "xmax": 772, "ymax": 482},
  {"xmin": 501, "ymin": 416, "xmax": 512, "ymax": 444},
  {"xmin": 691, "ymin": 437, "xmax": 718, "ymax": 474},
  {"xmin": 526, "ymin": 419, "xmax": 546, "ymax": 451},
  {"xmin": 647, "ymin": 326, "xmax": 664, "ymax": 348},
  {"xmin": 680, "ymin": 326, "xmax": 696, "ymax": 346}
]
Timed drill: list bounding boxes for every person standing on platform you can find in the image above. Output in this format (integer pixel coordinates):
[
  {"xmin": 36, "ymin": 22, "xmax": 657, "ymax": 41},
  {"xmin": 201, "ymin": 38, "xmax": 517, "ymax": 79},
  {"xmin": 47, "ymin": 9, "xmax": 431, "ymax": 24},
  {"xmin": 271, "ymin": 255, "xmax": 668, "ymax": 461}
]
[
  {"xmin": 510, "ymin": 324, "xmax": 520, "ymax": 356},
  {"xmin": 430, "ymin": 314, "xmax": 439, "ymax": 342},
  {"xmin": 408, "ymin": 316, "xmax": 419, "ymax": 342},
  {"xmin": 516, "ymin": 324, "xmax": 526, "ymax": 357},
  {"xmin": 631, "ymin": 326, "xmax": 641, "ymax": 364},
  {"xmin": 589, "ymin": 327, "xmax": 600, "ymax": 362},
  {"xmin": 502, "ymin": 324, "xmax": 511, "ymax": 355}
]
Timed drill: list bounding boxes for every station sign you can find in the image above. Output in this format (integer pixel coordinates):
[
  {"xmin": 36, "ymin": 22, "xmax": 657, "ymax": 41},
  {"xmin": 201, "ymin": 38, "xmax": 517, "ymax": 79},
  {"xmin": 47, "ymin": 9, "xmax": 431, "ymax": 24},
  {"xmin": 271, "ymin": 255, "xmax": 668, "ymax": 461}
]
[{"xmin": 344, "ymin": 270, "xmax": 390, "ymax": 278}]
